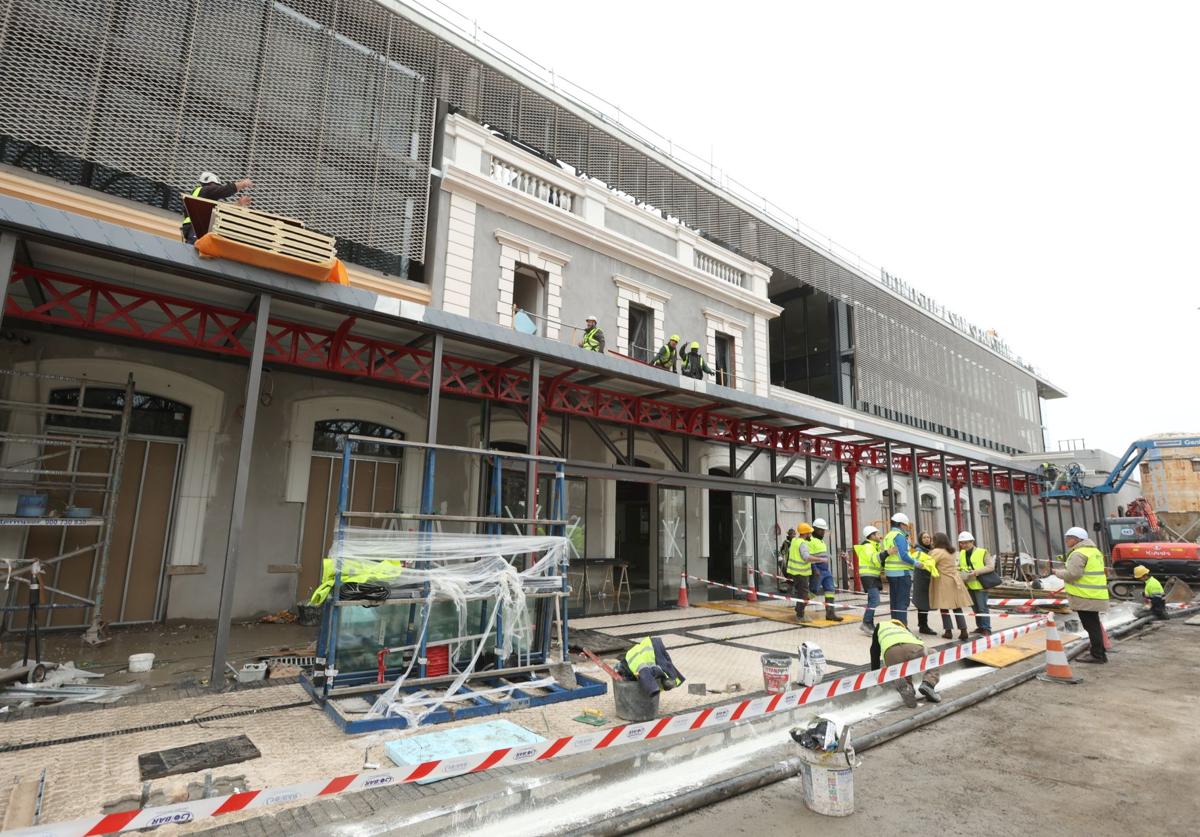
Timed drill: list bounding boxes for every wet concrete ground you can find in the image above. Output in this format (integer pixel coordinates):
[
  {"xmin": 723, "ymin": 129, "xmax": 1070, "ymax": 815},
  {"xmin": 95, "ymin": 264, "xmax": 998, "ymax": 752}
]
[{"xmin": 651, "ymin": 619, "xmax": 1200, "ymax": 837}]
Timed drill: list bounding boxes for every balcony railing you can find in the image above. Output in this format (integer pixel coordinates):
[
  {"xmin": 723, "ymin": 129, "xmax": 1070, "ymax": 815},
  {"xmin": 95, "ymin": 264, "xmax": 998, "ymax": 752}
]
[
  {"xmin": 693, "ymin": 250, "xmax": 745, "ymax": 288},
  {"xmin": 489, "ymin": 156, "xmax": 576, "ymax": 213}
]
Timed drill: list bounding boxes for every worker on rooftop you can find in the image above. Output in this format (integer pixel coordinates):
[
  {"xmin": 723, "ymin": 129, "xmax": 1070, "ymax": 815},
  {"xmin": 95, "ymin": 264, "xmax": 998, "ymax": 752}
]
[
  {"xmin": 855, "ymin": 525, "xmax": 884, "ymax": 635},
  {"xmin": 1054, "ymin": 526, "xmax": 1109, "ymax": 663},
  {"xmin": 579, "ymin": 315, "xmax": 605, "ymax": 353},
  {"xmin": 787, "ymin": 522, "xmax": 814, "ymax": 622},
  {"xmin": 181, "ymin": 170, "xmax": 253, "ymax": 245},
  {"xmin": 808, "ymin": 518, "xmax": 843, "ymax": 622},
  {"xmin": 681, "ymin": 341, "xmax": 715, "ymax": 380},
  {"xmin": 869, "ymin": 619, "xmax": 941, "ymax": 707},
  {"xmin": 957, "ymin": 531, "xmax": 994, "ymax": 635},
  {"xmin": 1134, "ymin": 565, "xmax": 1168, "ymax": 620},
  {"xmin": 882, "ymin": 513, "xmax": 918, "ymax": 626},
  {"xmin": 653, "ymin": 334, "xmax": 681, "ymax": 372}
]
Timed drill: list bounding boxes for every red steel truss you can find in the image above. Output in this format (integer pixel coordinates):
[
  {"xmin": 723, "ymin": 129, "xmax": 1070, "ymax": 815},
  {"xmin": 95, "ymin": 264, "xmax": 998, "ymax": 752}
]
[{"xmin": 3, "ymin": 265, "xmax": 1033, "ymax": 491}]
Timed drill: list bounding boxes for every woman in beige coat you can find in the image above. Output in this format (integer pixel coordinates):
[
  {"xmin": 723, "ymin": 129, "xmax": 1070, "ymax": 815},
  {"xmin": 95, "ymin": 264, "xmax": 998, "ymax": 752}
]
[{"xmin": 928, "ymin": 532, "xmax": 972, "ymax": 641}]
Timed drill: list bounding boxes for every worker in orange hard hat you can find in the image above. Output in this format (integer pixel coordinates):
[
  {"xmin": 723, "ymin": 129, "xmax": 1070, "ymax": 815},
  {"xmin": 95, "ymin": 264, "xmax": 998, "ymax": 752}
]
[{"xmin": 787, "ymin": 522, "xmax": 815, "ymax": 622}]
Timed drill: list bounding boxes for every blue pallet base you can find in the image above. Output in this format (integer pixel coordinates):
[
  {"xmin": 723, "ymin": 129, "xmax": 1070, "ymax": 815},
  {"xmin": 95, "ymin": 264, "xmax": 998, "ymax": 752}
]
[{"xmin": 302, "ymin": 671, "xmax": 608, "ymax": 734}]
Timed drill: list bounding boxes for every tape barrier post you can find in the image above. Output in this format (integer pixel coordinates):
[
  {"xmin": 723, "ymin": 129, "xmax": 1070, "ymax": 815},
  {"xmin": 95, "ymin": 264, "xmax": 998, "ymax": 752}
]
[
  {"xmin": 10, "ymin": 617, "xmax": 1050, "ymax": 837},
  {"xmin": 747, "ymin": 566, "xmax": 758, "ymax": 603},
  {"xmin": 677, "ymin": 571, "xmax": 689, "ymax": 608},
  {"xmin": 1035, "ymin": 612, "xmax": 1081, "ymax": 685}
]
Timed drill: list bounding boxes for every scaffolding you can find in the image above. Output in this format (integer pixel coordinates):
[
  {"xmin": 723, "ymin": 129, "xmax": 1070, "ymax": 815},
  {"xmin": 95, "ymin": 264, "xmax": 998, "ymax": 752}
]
[{"xmin": 0, "ymin": 369, "xmax": 134, "ymax": 646}]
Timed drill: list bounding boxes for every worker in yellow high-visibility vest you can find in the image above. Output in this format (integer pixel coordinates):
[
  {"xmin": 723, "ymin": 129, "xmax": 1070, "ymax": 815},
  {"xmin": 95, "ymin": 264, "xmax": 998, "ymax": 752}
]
[
  {"xmin": 180, "ymin": 170, "xmax": 253, "ymax": 244},
  {"xmin": 869, "ymin": 619, "xmax": 941, "ymax": 707},
  {"xmin": 854, "ymin": 525, "xmax": 884, "ymax": 636},
  {"xmin": 808, "ymin": 518, "xmax": 842, "ymax": 622},
  {"xmin": 1133, "ymin": 565, "xmax": 1168, "ymax": 620},
  {"xmin": 1054, "ymin": 526, "xmax": 1110, "ymax": 663},
  {"xmin": 787, "ymin": 522, "xmax": 815, "ymax": 622},
  {"xmin": 882, "ymin": 513, "xmax": 918, "ymax": 627}
]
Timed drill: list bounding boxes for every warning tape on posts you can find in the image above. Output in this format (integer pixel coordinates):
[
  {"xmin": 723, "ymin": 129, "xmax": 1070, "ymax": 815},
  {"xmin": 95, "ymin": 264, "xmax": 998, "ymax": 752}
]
[
  {"xmin": 5, "ymin": 618, "xmax": 1050, "ymax": 837},
  {"xmin": 747, "ymin": 566, "xmax": 1067, "ymax": 609},
  {"xmin": 687, "ymin": 574, "xmax": 1062, "ymax": 618}
]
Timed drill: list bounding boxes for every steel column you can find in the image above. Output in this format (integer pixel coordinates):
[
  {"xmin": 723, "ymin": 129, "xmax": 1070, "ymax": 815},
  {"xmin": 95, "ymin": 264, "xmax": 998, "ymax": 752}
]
[
  {"xmin": 210, "ymin": 293, "xmax": 271, "ymax": 690},
  {"xmin": 939, "ymin": 454, "xmax": 952, "ymax": 534},
  {"xmin": 1007, "ymin": 478, "xmax": 1020, "ymax": 554},
  {"xmin": 1055, "ymin": 499, "xmax": 1066, "ymax": 556},
  {"xmin": 965, "ymin": 467, "xmax": 978, "ymax": 535},
  {"xmin": 987, "ymin": 465, "xmax": 1000, "ymax": 554},
  {"xmin": 836, "ymin": 462, "xmax": 849, "ymax": 590},
  {"xmin": 419, "ymin": 335, "xmax": 445, "ymax": 533},
  {"xmin": 0, "ymin": 231, "xmax": 16, "ymax": 329},
  {"xmin": 1041, "ymin": 498, "xmax": 1053, "ymax": 563},
  {"xmin": 526, "ymin": 357, "xmax": 541, "ymax": 535},
  {"xmin": 847, "ymin": 463, "xmax": 861, "ymax": 591},
  {"xmin": 1025, "ymin": 481, "xmax": 1038, "ymax": 562},
  {"xmin": 884, "ymin": 442, "xmax": 895, "ymax": 520},
  {"xmin": 909, "ymin": 448, "xmax": 920, "ymax": 537}
]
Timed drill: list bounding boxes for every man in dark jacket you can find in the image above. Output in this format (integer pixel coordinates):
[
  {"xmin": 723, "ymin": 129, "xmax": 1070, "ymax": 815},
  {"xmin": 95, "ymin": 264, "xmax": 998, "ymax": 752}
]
[
  {"xmin": 181, "ymin": 171, "xmax": 254, "ymax": 244},
  {"xmin": 681, "ymin": 341, "xmax": 715, "ymax": 380}
]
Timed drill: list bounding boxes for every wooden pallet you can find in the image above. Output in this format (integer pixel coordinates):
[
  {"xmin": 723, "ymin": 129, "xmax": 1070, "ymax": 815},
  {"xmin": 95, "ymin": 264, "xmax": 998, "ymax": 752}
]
[{"xmin": 209, "ymin": 203, "xmax": 336, "ymax": 266}]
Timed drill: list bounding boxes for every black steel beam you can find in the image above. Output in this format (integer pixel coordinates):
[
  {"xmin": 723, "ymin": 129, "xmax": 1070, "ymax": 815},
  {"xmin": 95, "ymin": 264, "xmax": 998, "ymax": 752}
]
[
  {"xmin": 648, "ymin": 429, "xmax": 684, "ymax": 472},
  {"xmin": 734, "ymin": 446, "xmax": 764, "ymax": 479},
  {"xmin": 584, "ymin": 417, "xmax": 630, "ymax": 466}
]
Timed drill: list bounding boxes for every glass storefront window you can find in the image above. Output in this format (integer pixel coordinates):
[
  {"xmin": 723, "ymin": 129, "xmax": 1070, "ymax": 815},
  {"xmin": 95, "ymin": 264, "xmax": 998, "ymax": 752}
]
[{"xmin": 658, "ymin": 487, "xmax": 687, "ymax": 604}]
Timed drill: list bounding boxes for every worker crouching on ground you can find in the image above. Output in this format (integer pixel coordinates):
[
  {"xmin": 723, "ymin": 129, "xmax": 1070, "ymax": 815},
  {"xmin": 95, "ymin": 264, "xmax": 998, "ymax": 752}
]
[
  {"xmin": 870, "ymin": 619, "xmax": 940, "ymax": 707},
  {"xmin": 957, "ymin": 531, "xmax": 993, "ymax": 635},
  {"xmin": 855, "ymin": 525, "xmax": 884, "ymax": 636},
  {"xmin": 913, "ymin": 531, "xmax": 937, "ymax": 635},
  {"xmin": 787, "ymin": 523, "xmax": 815, "ymax": 622},
  {"xmin": 653, "ymin": 335, "xmax": 681, "ymax": 372},
  {"xmin": 929, "ymin": 532, "xmax": 972, "ymax": 641},
  {"xmin": 681, "ymin": 341, "xmax": 715, "ymax": 379},
  {"xmin": 808, "ymin": 518, "xmax": 843, "ymax": 622},
  {"xmin": 579, "ymin": 315, "xmax": 605, "ymax": 353},
  {"xmin": 1134, "ymin": 565, "xmax": 1168, "ymax": 619},
  {"xmin": 883, "ymin": 513, "xmax": 918, "ymax": 626},
  {"xmin": 181, "ymin": 170, "xmax": 253, "ymax": 244},
  {"xmin": 1054, "ymin": 526, "xmax": 1110, "ymax": 663},
  {"xmin": 619, "ymin": 636, "xmax": 685, "ymax": 695}
]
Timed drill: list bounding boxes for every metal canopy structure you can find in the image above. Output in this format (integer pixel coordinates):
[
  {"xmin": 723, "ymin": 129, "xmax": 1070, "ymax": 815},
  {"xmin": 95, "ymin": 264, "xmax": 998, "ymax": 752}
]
[{"xmin": 0, "ymin": 194, "xmax": 1039, "ymax": 492}]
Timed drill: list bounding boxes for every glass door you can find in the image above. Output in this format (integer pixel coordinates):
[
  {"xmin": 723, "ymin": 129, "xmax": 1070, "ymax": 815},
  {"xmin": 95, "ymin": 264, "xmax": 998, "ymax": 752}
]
[
  {"xmin": 731, "ymin": 492, "xmax": 755, "ymax": 592},
  {"xmin": 754, "ymin": 495, "xmax": 779, "ymax": 587},
  {"xmin": 812, "ymin": 498, "xmax": 840, "ymax": 586},
  {"xmin": 658, "ymin": 486, "xmax": 687, "ymax": 604}
]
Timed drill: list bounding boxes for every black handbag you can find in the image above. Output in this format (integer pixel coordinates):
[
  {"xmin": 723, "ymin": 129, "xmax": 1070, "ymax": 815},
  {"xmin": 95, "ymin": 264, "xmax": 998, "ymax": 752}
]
[{"xmin": 975, "ymin": 569, "xmax": 1003, "ymax": 589}]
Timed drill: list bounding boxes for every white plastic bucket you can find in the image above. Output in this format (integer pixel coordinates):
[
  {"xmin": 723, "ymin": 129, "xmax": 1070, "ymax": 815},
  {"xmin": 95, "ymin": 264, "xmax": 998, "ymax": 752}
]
[
  {"xmin": 760, "ymin": 653, "xmax": 792, "ymax": 694},
  {"xmin": 798, "ymin": 747, "xmax": 856, "ymax": 816},
  {"xmin": 128, "ymin": 653, "xmax": 155, "ymax": 673}
]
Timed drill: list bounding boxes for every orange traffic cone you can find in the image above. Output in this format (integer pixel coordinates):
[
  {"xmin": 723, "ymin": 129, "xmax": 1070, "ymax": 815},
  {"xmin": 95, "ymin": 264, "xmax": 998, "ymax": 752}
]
[
  {"xmin": 747, "ymin": 568, "xmax": 759, "ymax": 603},
  {"xmin": 677, "ymin": 572, "xmax": 689, "ymax": 609},
  {"xmin": 1036, "ymin": 613, "xmax": 1081, "ymax": 685}
]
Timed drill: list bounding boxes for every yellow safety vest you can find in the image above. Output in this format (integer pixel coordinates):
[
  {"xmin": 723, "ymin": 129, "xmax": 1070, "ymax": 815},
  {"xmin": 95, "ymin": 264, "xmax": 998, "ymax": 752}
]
[
  {"xmin": 308, "ymin": 556, "xmax": 404, "ymax": 605},
  {"xmin": 877, "ymin": 621, "xmax": 924, "ymax": 656},
  {"xmin": 653, "ymin": 345, "xmax": 678, "ymax": 369},
  {"xmin": 915, "ymin": 551, "xmax": 940, "ymax": 578},
  {"xmin": 581, "ymin": 327, "xmax": 603, "ymax": 351},
  {"xmin": 854, "ymin": 542, "xmax": 882, "ymax": 577},
  {"xmin": 787, "ymin": 536, "xmax": 812, "ymax": 577},
  {"xmin": 625, "ymin": 637, "xmax": 656, "ymax": 674},
  {"xmin": 882, "ymin": 529, "xmax": 911, "ymax": 573},
  {"xmin": 1063, "ymin": 546, "xmax": 1109, "ymax": 601},
  {"xmin": 1144, "ymin": 576, "xmax": 1164, "ymax": 597},
  {"xmin": 958, "ymin": 548, "xmax": 989, "ymax": 591},
  {"xmin": 181, "ymin": 184, "xmax": 202, "ymax": 227},
  {"xmin": 807, "ymin": 536, "xmax": 829, "ymax": 563}
]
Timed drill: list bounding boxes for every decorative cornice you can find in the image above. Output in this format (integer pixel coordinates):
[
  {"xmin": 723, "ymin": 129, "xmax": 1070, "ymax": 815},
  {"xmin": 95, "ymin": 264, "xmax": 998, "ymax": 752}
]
[
  {"xmin": 613, "ymin": 273, "xmax": 672, "ymax": 302},
  {"xmin": 493, "ymin": 229, "xmax": 571, "ymax": 266}
]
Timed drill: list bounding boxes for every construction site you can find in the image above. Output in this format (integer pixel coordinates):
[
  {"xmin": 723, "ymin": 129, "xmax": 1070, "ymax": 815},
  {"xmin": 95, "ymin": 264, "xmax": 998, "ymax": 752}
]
[{"xmin": 0, "ymin": 1, "xmax": 1197, "ymax": 835}]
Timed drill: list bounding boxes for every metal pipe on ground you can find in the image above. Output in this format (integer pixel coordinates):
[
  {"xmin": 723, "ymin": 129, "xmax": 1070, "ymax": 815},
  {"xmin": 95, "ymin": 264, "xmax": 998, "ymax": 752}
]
[{"xmin": 573, "ymin": 611, "xmax": 1168, "ymax": 837}]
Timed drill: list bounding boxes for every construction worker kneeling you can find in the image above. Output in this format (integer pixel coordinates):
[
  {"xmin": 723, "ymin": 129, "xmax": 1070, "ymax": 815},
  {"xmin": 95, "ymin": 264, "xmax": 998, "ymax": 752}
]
[
  {"xmin": 870, "ymin": 619, "xmax": 940, "ymax": 708},
  {"xmin": 1134, "ymin": 565, "xmax": 1168, "ymax": 619},
  {"xmin": 618, "ymin": 636, "xmax": 685, "ymax": 695}
]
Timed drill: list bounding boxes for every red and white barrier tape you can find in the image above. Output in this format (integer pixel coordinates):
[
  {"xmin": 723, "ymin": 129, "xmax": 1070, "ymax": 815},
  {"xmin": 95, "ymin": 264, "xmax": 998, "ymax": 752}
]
[
  {"xmin": 6, "ymin": 618, "xmax": 1049, "ymax": 837},
  {"xmin": 747, "ymin": 568, "xmax": 1068, "ymax": 609},
  {"xmin": 688, "ymin": 574, "xmax": 1058, "ymax": 619}
]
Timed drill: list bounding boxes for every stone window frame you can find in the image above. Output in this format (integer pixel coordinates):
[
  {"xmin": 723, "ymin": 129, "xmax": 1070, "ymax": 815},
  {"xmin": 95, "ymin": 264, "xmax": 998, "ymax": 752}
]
[
  {"xmin": 613, "ymin": 275, "xmax": 670, "ymax": 358},
  {"xmin": 495, "ymin": 230, "xmax": 570, "ymax": 337},
  {"xmin": 702, "ymin": 308, "xmax": 747, "ymax": 391}
]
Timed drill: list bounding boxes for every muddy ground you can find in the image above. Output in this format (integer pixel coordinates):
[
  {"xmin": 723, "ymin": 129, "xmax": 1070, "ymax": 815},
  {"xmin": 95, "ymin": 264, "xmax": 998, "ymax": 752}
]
[{"xmin": 650, "ymin": 619, "xmax": 1200, "ymax": 836}]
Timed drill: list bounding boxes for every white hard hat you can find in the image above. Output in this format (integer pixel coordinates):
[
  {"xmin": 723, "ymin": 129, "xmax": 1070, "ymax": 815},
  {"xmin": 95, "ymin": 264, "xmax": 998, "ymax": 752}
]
[
  {"xmin": 862, "ymin": 525, "xmax": 880, "ymax": 538},
  {"xmin": 812, "ymin": 518, "xmax": 828, "ymax": 529},
  {"xmin": 1065, "ymin": 526, "xmax": 1088, "ymax": 540},
  {"xmin": 585, "ymin": 314, "xmax": 598, "ymax": 322},
  {"xmin": 198, "ymin": 171, "xmax": 220, "ymax": 184},
  {"xmin": 957, "ymin": 531, "xmax": 975, "ymax": 542},
  {"xmin": 891, "ymin": 512, "xmax": 910, "ymax": 525}
]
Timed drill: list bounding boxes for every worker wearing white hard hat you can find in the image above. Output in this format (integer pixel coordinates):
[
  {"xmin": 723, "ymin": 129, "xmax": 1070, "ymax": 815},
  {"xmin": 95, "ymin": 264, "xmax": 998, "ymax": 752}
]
[
  {"xmin": 579, "ymin": 315, "xmax": 605, "ymax": 353},
  {"xmin": 807, "ymin": 518, "xmax": 842, "ymax": 622},
  {"xmin": 855, "ymin": 525, "xmax": 885, "ymax": 635},
  {"xmin": 956, "ymin": 531, "xmax": 994, "ymax": 635},
  {"xmin": 881, "ymin": 513, "xmax": 917, "ymax": 626},
  {"xmin": 181, "ymin": 170, "xmax": 254, "ymax": 245},
  {"xmin": 1055, "ymin": 525, "xmax": 1110, "ymax": 662}
]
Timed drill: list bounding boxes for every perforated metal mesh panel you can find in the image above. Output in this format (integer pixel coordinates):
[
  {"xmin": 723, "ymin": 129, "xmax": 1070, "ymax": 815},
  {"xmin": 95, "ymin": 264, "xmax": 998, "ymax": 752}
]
[
  {"xmin": 0, "ymin": 0, "xmax": 432, "ymax": 270},
  {"xmin": 0, "ymin": 0, "xmax": 1044, "ymax": 453}
]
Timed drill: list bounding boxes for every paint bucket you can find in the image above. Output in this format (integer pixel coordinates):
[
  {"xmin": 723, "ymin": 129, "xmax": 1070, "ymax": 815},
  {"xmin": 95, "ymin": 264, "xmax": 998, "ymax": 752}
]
[
  {"xmin": 16, "ymin": 494, "xmax": 47, "ymax": 517},
  {"xmin": 612, "ymin": 678, "xmax": 659, "ymax": 722},
  {"xmin": 798, "ymin": 747, "xmax": 856, "ymax": 816},
  {"xmin": 128, "ymin": 653, "xmax": 155, "ymax": 673},
  {"xmin": 427, "ymin": 644, "xmax": 450, "ymax": 677},
  {"xmin": 760, "ymin": 653, "xmax": 792, "ymax": 694}
]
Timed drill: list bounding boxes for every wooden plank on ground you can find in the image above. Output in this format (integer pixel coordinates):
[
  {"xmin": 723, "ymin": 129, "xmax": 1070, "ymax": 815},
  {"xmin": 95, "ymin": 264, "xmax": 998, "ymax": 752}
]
[
  {"xmin": 697, "ymin": 599, "xmax": 862, "ymax": 628},
  {"xmin": 2, "ymin": 779, "xmax": 39, "ymax": 829}
]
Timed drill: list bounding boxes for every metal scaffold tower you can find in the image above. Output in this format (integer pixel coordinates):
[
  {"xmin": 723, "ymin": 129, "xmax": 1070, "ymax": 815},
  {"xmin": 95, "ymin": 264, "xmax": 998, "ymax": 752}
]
[{"xmin": 0, "ymin": 369, "xmax": 134, "ymax": 649}]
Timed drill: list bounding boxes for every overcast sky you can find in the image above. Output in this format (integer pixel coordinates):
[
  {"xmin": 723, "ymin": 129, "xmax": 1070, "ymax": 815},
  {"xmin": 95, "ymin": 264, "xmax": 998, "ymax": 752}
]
[{"xmin": 424, "ymin": 0, "xmax": 1198, "ymax": 455}]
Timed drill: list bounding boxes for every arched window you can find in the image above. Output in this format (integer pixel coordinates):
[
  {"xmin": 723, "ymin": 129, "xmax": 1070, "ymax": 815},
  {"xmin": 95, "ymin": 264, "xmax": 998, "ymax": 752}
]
[
  {"xmin": 47, "ymin": 387, "xmax": 191, "ymax": 437},
  {"xmin": 919, "ymin": 494, "xmax": 938, "ymax": 537},
  {"xmin": 312, "ymin": 419, "xmax": 404, "ymax": 458},
  {"xmin": 978, "ymin": 499, "xmax": 995, "ymax": 552}
]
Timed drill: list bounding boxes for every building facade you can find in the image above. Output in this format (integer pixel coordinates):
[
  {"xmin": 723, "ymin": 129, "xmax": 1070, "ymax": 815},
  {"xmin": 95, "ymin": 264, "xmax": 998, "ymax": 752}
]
[{"xmin": 0, "ymin": 0, "xmax": 1075, "ymax": 630}]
